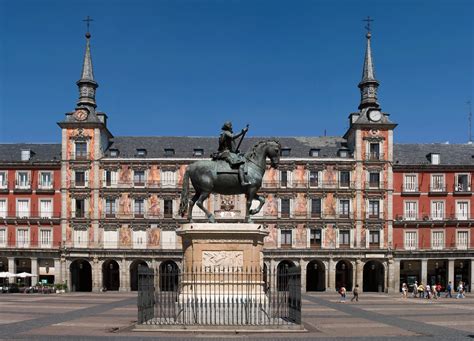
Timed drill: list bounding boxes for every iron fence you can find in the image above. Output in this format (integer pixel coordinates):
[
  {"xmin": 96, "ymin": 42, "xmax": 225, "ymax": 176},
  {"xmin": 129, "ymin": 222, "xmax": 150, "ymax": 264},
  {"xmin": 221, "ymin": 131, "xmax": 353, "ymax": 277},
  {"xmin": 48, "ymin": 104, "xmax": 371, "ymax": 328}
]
[{"xmin": 137, "ymin": 266, "xmax": 301, "ymax": 326}]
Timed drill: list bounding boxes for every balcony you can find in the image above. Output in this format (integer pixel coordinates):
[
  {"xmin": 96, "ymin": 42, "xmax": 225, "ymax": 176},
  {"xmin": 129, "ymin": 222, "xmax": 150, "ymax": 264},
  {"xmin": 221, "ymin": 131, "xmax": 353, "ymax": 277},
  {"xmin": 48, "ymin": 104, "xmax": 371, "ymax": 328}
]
[
  {"xmin": 14, "ymin": 180, "xmax": 31, "ymax": 193},
  {"xmin": 395, "ymin": 213, "xmax": 474, "ymax": 223},
  {"xmin": 71, "ymin": 211, "xmax": 90, "ymax": 219},
  {"xmin": 69, "ymin": 152, "xmax": 89, "ymax": 161},
  {"xmin": 365, "ymin": 181, "xmax": 387, "ymax": 190},
  {"xmin": 105, "ymin": 212, "xmax": 116, "ymax": 218},
  {"xmin": 336, "ymin": 211, "xmax": 354, "ymax": 219},
  {"xmin": 365, "ymin": 152, "xmax": 385, "ymax": 162},
  {"xmin": 0, "ymin": 180, "xmax": 8, "ymax": 193},
  {"xmin": 454, "ymin": 184, "xmax": 472, "ymax": 195},
  {"xmin": 401, "ymin": 185, "xmax": 420, "ymax": 196},
  {"xmin": 429, "ymin": 185, "xmax": 447, "ymax": 195},
  {"xmin": 2, "ymin": 211, "xmax": 60, "ymax": 221},
  {"xmin": 70, "ymin": 180, "xmax": 89, "ymax": 188},
  {"xmin": 366, "ymin": 212, "xmax": 383, "ymax": 220},
  {"xmin": 37, "ymin": 181, "xmax": 55, "ymax": 193}
]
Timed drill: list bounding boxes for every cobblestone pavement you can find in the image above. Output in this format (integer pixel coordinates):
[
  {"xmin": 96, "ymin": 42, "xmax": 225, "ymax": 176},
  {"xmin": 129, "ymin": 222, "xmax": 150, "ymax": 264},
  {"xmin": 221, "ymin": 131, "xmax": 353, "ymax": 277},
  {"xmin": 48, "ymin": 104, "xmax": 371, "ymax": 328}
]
[{"xmin": 0, "ymin": 291, "xmax": 473, "ymax": 340}]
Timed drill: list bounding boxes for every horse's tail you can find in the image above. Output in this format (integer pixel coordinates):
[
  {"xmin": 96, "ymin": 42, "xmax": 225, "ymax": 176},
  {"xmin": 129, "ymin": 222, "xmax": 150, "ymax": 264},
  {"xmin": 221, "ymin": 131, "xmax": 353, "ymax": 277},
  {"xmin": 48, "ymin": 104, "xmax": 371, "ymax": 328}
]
[{"xmin": 178, "ymin": 170, "xmax": 190, "ymax": 217}]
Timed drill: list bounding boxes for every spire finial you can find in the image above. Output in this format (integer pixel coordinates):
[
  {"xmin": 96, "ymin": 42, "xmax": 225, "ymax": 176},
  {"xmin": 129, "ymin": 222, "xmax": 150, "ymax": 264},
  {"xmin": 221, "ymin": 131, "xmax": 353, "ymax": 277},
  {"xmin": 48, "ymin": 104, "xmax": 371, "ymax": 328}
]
[
  {"xmin": 363, "ymin": 16, "xmax": 374, "ymax": 38},
  {"xmin": 83, "ymin": 15, "xmax": 93, "ymax": 38},
  {"xmin": 358, "ymin": 16, "xmax": 379, "ymax": 110},
  {"xmin": 77, "ymin": 16, "xmax": 98, "ymax": 108}
]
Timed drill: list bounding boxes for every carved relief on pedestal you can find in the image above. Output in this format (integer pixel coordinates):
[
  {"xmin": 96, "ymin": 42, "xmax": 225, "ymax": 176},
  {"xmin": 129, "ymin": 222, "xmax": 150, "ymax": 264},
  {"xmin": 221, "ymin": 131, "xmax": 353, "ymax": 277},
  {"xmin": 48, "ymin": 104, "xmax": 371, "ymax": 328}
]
[{"xmin": 202, "ymin": 251, "xmax": 243, "ymax": 271}]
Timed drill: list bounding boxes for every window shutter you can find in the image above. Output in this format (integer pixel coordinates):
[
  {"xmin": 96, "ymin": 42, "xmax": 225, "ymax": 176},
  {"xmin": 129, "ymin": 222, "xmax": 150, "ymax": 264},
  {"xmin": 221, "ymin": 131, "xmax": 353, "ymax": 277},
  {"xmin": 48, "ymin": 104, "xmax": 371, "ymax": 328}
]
[
  {"xmin": 350, "ymin": 229, "xmax": 354, "ymax": 248},
  {"xmin": 291, "ymin": 229, "xmax": 296, "ymax": 247},
  {"xmin": 335, "ymin": 229, "xmax": 339, "ymax": 248},
  {"xmin": 277, "ymin": 229, "xmax": 281, "ymax": 248},
  {"xmin": 379, "ymin": 228, "xmax": 384, "ymax": 248},
  {"xmin": 365, "ymin": 229, "xmax": 370, "ymax": 248},
  {"xmin": 306, "ymin": 228, "xmax": 310, "ymax": 248},
  {"xmin": 321, "ymin": 228, "xmax": 325, "ymax": 248}
]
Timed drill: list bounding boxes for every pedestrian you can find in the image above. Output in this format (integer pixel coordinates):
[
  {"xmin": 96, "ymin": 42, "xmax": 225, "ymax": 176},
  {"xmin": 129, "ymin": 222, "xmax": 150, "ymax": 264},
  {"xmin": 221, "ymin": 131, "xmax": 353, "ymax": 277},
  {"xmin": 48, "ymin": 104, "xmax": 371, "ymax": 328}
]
[
  {"xmin": 351, "ymin": 284, "xmax": 359, "ymax": 302},
  {"xmin": 418, "ymin": 283, "xmax": 425, "ymax": 298},
  {"xmin": 412, "ymin": 281, "xmax": 418, "ymax": 298},
  {"xmin": 436, "ymin": 283, "xmax": 442, "ymax": 298},
  {"xmin": 401, "ymin": 283, "xmax": 408, "ymax": 298},
  {"xmin": 445, "ymin": 281, "xmax": 452, "ymax": 298},
  {"xmin": 339, "ymin": 286, "xmax": 346, "ymax": 303},
  {"xmin": 456, "ymin": 281, "xmax": 464, "ymax": 299},
  {"xmin": 432, "ymin": 284, "xmax": 438, "ymax": 300},
  {"xmin": 425, "ymin": 284, "xmax": 431, "ymax": 299}
]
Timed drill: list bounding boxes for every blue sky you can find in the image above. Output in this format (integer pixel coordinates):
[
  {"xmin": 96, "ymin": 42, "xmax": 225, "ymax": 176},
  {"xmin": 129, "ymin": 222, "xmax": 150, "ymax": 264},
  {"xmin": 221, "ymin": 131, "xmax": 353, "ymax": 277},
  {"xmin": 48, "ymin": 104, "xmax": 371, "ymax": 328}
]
[{"xmin": 0, "ymin": 0, "xmax": 472, "ymax": 143}]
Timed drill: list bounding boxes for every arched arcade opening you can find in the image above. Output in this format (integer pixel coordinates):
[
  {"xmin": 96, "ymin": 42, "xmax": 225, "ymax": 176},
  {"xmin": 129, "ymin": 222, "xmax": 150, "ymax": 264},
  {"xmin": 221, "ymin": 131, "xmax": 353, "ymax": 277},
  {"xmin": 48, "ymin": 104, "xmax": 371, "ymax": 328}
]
[
  {"xmin": 102, "ymin": 259, "xmax": 120, "ymax": 291},
  {"xmin": 306, "ymin": 260, "xmax": 325, "ymax": 292},
  {"xmin": 363, "ymin": 260, "xmax": 385, "ymax": 292},
  {"xmin": 335, "ymin": 260, "xmax": 353, "ymax": 291},
  {"xmin": 70, "ymin": 259, "xmax": 92, "ymax": 292},
  {"xmin": 130, "ymin": 260, "xmax": 148, "ymax": 291}
]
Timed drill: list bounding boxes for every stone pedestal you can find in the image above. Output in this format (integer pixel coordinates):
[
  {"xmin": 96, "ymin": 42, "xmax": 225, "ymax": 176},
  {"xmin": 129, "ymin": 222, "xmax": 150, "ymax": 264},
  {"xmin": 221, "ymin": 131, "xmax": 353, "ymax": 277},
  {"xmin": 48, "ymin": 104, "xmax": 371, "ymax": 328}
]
[
  {"xmin": 177, "ymin": 223, "xmax": 268, "ymax": 297},
  {"xmin": 177, "ymin": 223, "xmax": 268, "ymax": 271}
]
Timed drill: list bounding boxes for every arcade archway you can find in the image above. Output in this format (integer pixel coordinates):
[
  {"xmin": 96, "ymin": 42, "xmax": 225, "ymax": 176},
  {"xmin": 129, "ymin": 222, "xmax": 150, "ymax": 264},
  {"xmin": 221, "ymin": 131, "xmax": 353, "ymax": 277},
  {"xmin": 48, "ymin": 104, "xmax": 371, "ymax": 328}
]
[
  {"xmin": 130, "ymin": 259, "xmax": 148, "ymax": 291},
  {"xmin": 306, "ymin": 260, "xmax": 325, "ymax": 291},
  {"xmin": 363, "ymin": 260, "xmax": 384, "ymax": 292},
  {"xmin": 335, "ymin": 260, "xmax": 353, "ymax": 291},
  {"xmin": 159, "ymin": 260, "xmax": 179, "ymax": 292},
  {"xmin": 70, "ymin": 259, "xmax": 92, "ymax": 292},
  {"xmin": 277, "ymin": 260, "xmax": 295, "ymax": 291},
  {"xmin": 102, "ymin": 259, "xmax": 120, "ymax": 291}
]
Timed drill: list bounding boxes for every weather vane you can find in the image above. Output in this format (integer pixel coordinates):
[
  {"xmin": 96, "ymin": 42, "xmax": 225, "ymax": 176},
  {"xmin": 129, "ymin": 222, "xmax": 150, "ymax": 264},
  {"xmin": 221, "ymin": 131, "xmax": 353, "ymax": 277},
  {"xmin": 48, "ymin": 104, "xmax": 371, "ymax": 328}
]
[
  {"xmin": 363, "ymin": 16, "xmax": 374, "ymax": 34},
  {"xmin": 83, "ymin": 16, "xmax": 94, "ymax": 34}
]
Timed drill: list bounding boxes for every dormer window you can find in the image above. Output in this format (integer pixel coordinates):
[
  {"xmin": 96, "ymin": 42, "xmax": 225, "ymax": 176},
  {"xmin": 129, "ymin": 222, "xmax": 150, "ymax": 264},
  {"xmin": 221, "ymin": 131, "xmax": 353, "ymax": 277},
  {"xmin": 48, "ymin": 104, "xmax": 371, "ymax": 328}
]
[
  {"xmin": 309, "ymin": 149, "xmax": 320, "ymax": 157},
  {"xmin": 430, "ymin": 153, "xmax": 440, "ymax": 165},
  {"xmin": 164, "ymin": 148, "xmax": 175, "ymax": 157},
  {"xmin": 109, "ymin": 149, "xmax": 119, "ymax": 157},
  {"xmin": 136, "ymin": 149, "xmax": 147, "ymax": 157},
  {"xmin": 21, "ymin": 149, "xmax": 31, "ymax": 161},
  {"xmin": 193, "ymin": 149, "xmax": 204, "ymax": 156},
  {"xmin": 338, "ymin": 150, "xmax": 349, "ymax": 158},
  {"xmin": 281, "ymin": 148, "xmax": 291, "ymax": 157}
]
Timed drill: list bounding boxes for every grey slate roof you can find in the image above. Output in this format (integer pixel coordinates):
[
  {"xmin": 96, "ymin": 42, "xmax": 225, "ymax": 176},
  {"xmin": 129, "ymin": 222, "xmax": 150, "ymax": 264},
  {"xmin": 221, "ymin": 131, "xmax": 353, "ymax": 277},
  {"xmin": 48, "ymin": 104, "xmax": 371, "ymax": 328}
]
[
  {"xmin": 105, "ymin": 136, "xmax": 349, "ymax": 159},
  {"xmin": 0, "ymin": 144, "xmax": 61, "ymax": 163},
  {"xmin": 394, "ymin": 144, "xmax": 474, "ymax": 166}
]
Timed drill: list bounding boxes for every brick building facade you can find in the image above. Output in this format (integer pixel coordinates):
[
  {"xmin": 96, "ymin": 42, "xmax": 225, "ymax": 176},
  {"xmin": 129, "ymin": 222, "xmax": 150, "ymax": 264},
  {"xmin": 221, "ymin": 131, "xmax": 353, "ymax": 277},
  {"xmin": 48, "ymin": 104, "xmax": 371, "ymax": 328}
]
[{"xmin": 0, "ymin": 29, "xmax": 472, "ymax": 293}]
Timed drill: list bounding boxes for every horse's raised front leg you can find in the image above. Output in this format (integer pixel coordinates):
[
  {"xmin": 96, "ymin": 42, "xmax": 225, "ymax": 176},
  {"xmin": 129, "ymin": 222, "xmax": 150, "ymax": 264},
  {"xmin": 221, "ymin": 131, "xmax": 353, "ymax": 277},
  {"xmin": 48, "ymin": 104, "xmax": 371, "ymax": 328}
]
[
  {"xmin": 249, "ymin": 193, "xmax": 265, "ymax": 215},
  {"xmin": 187, "ymin": 193, "xmax": 200, "ymax": 222},
  {"xmin": 195, "ymin": 191, "xmax": 215, "ymax": 223},
  {"xmin": 244, "ymin": 188, "xmax": 257, "ymax": 223}
]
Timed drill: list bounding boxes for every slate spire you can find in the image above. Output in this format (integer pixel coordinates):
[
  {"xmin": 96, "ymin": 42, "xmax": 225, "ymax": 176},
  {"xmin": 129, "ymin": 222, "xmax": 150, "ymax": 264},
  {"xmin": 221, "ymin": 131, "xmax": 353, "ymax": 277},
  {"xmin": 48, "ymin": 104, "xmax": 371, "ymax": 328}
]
[
  {"xmin": 358, "ymin": 29, "xmax": 380, "ymax": 110},
  {"xmin": 76, "ymin": 28, "xmax": 98, "ymax": 108}
]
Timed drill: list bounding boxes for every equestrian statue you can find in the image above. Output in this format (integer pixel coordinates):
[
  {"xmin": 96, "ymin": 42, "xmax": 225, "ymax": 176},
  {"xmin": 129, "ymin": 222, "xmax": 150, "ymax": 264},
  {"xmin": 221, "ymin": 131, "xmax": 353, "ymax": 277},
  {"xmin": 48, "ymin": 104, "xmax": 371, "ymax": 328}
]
[{"xmin": 179, "ymin": 122, "xmax": 281, "ymax": 222}]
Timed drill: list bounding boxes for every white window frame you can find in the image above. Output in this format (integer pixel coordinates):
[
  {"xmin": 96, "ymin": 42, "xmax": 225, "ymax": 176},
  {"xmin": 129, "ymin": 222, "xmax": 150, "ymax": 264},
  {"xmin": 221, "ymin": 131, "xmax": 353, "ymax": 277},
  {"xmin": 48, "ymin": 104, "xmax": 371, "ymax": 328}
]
[
  {"xmin": 430, "ymin": 174, "xmax": 445, "ymax": 192},
  {"xmin": 455, "ymin": 200, "xmax": 469, "ymax": 220},
  {"xmin": 133, "ymin": 169, "xmax": 147, "ymax": 187},
  {"xmin": 133, "ymin": 198, "xmax": 146, "ymax": 217},
  {"xmin": 430, "ymin": 153, "xmax": 440, "ymax": 165},
  {"xmin": 132, "ymin": 229, "xmax": 147, "ymax": 249},
  {"xmin": 338, "ymin": 198, "xmax": 351, "ymax": 218},
  {"xmin": 456, "ymin": 230, "xmax": 469, "ymax": 250},
  {"xmin": 0, "ymin": 198, "xmax": 7, "ymax": 218},
  {"xmin": 337, "ymin": 229, "xmax": 351, "ymax": 248},
  {"xmin": 403, "ymin": 173, "xmax": 418, "ymax": 192},
  {"xmin": 103, "ymin": 229, "xmax": 118, "ymax": 249},
  {"xmin": 16, "ymin": 198, "xmax": 30, "ymax": 218},
  {"xmin": 161, "ymin": 170, "xmax": 177, "ymax": 188},
  {"xmin": 39, "ymin": 228, "xmax": 52, "ymax": 248},
  {"xmin": 404, "ymin": 230, "xmax": 418, "ymax": 250},
  {"xmin": 73, "ymin": 229, "xmax": 88, "ymax": 248},
  {"xmin": 39, "ymin": 199, "xmax": 53, "ymax": 218},
  {"xmin": 38, "ymin": 171, "xmax": 53, "ymax": 189},
  {"xmin": 404, "ymin": 201, "xmax": 418, "ymax": 220},
  {"xmin": 431, "ymin": 200, "xmax": 445, "ymax": 220},
  {"xmin": 0, "ymin": 228, "xmax": 6, "ymax": 247},
  {"xmin": 0, "ymin": 171, "xmax": 7, "ymax": 189},
  {"xmin": 74, "ymin": 141, "xmax": 88, "ymax": 160},
  {"xmin": 103, "ymin": 169, "xmax": 117, "ymax": 188},
  {"xmin": 431, "ymin": 230, "xmax": 444, "ymax": 250},
  {"xmin": 308, "ymin": 170, "xmax": 322, "ymax": 188},
  {"xmin": 16, "ymin": 228, "xmax": 30, "ymax": 248},
  {"xmin": 104, "ymin": 198, "xmax": 117, "ymax": 218},
  {"xmin": 16, "ymin": 171, "xmax": 30, "ymax": 189},
  {"xmin": 455, "ymin": 173, "xmax": 471, "ymax": 192}
]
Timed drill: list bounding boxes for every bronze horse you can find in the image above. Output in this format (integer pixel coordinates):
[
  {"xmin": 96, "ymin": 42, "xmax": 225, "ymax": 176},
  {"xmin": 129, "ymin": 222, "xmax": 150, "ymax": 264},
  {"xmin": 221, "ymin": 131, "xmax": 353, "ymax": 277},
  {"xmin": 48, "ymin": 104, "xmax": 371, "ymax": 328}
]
[{"xmin": 179, "ymin": 140, "xmax": 281, "ymax": 222}]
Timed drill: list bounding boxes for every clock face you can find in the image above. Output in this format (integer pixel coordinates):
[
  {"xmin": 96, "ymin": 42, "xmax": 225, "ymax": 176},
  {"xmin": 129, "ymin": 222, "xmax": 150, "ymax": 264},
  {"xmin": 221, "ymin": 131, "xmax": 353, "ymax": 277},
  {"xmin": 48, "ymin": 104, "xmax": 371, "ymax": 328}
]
[
  {"xmin": 74, "ymin": 109, "xmax": 89, "ymax": 121},
  {"xmin": 369, "ymin": 110, "xmax": 382, "ymax": 122}
]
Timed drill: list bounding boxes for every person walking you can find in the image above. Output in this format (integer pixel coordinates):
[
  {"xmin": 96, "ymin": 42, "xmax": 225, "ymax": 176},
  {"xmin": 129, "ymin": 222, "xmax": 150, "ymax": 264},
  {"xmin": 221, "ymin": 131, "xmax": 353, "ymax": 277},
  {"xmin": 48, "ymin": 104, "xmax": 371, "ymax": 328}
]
[
  {"xmin": 339, "ymin": 286, "xmax": 346, "ymax": 303},
  {"xmin": 456, "ymin": 281, "xmax": 464, "ymax": 299},
  {"xmin": 436, "ymin": 283, "xmax": 442, "ymax": 298},
  {"xmin": 432, "ymin": 284, "xmax": 438, "ymax": 300},
  {"xmin": 445, "ymin": 281, "xmax": 453, "ymax": 298},
  {"xmin": 425, "ymin": 284, "xmax": 431, "ymax": 299},
  {"xmin": 351, "ymin": 284, "xmax": 359, "ymax": 302},
  {"xmin": 401, "ymin": 283, "xmax": 408, "ymax": 298},
  {"xmin": 418, "ymin": 283, "xmax": 425, "ymax": 298},
  {"xmin": 412, "ymin": 281, "xmax": 418, "ymax": 298}
]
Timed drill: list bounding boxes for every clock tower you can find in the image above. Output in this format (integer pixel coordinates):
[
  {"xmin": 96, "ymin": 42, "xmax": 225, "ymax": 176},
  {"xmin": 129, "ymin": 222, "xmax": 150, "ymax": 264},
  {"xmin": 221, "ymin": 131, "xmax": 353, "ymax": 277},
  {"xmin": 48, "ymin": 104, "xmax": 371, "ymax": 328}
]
[
  {"xmin": 58, "ymin": 23, "xmax": 112, "ymax": 282},
  {"xmin": 343, "ymin": 20, "xmax": 397, "ymax": 292}
]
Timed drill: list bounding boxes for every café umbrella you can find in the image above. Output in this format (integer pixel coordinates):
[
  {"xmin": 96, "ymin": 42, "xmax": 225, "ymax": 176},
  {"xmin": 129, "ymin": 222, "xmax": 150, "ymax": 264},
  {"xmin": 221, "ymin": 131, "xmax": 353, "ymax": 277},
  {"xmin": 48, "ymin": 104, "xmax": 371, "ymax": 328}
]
[
  {"xmin": 15, "ymin": 272, "xmax": 33, "ymax": 278},
  {"xmin": 0, "ymin": 272, "xmax": 16, "ymax": 278}
]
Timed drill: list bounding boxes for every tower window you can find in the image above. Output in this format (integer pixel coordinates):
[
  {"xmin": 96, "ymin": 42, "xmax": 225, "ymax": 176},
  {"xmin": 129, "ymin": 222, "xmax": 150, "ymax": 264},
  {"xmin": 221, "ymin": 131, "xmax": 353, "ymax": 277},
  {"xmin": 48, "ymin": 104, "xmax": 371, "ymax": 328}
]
[{"xmin": 75, "ymin": 142, "xmax": 87, "ymax": 159}]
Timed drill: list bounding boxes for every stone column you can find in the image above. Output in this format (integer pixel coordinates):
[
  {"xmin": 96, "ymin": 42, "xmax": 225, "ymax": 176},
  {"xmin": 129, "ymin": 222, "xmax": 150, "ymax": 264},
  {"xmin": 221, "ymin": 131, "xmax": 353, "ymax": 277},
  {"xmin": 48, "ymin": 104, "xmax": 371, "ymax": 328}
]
[
  {"xmin": 153, "ymin": 260, "xmax": 162, "ymax": 291},
  {"xmin": 54, "ymin": 258, "xmax": 62, "ymax": 284},
  {"xmin": 61, "ymin": 257, "xmax": 67, "ymax": 288},
  {"xmin": 389, "ymin": 258, "xmax": 400, "ymax": 294},
  {"xmin": 31, "ymin": 257, "xmax": 38, "ymax": 286},
  {"xmin": 355, "ymin": 259, "xmax": 363, "ymax": 291},
  {"xmin": 448, "ymin": 259, "xmax": 455, "ymax": 288},
  {"xmin": 299, "ymin": 259, "xmax": 308, "ymax": 292},
  {"xmin": 119, "ymin": 258, "xmax": 129, "ymax": 292},
  {"xmin": 92, "ymin": 258, "xmax": 102, "ymax": 292},
  {"xmin": 328, "ymin": 258, "xmax": 335, "ymax": 291},
  {"xmin": 269, "ymin": 259, "xmax": 278, "ymax": 293},
  {"xmin": 8, "ymin": 257, "xmax": 16, "ymax": 274},
  {"xmin": 470, "ymin": 259, "xmax": 474, "ymax": 293},
  {"xmin": 421, "ymin": 259, "xmax": 428, "ymax": 285}
]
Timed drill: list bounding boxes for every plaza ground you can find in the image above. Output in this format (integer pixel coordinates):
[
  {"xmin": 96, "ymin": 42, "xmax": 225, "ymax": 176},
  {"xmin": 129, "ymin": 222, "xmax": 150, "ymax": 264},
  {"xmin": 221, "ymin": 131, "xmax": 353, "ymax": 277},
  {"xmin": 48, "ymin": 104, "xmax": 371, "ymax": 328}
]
[{"xmin": 0, "ymin": 292, "xmax": 473, "ymax": 340}]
